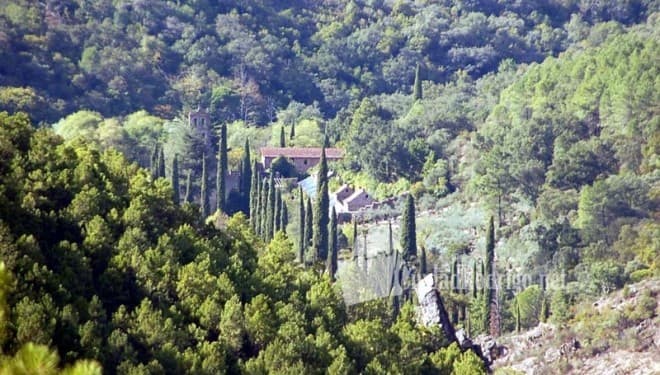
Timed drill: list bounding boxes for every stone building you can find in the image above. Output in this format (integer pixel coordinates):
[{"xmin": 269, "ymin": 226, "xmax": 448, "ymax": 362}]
[{"xmin": 260, "ymin": 147, "xmax": 344, "ymax": 173}]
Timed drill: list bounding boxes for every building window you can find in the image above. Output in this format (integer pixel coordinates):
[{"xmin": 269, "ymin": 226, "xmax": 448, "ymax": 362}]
[
  {"xmin": 193, "ymin": 118, "xmax": 197, "ymax": 126},
  {"xmin": 304, "ymin": 159, "xmax": 308, "ymax": 165}
]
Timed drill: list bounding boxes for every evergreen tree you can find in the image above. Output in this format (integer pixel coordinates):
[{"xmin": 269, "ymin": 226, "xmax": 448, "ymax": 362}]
[
  {"xmin": 327, "ymin": 207, "xmax": 338, "ymax": 281},
  {"xmin": 419, "ymin": 245, "xmax": 427, "ymax": 275},
  {"xmin": 158, "ymin": 147, "xmax": 166, "ymax": 178},
  {"xmin": 388, "ymin": 220, "xmax": 394, "ymax": 256},
  {"xmin": 266, "ymin": 173, "xmax": 276, "ymax": 239},
  {"xmin": 400, "ymin": 194, "xmax": 417, "ymax": 261},
  {"xmin": 259, "ymin": 179, "xmax": 269, "ymax": 237},
  {"xmin": 274, "ymin": 190, "xmax": 282, "ymax": 233},
  {"xmin": 150, "ymin": 143, "xmax": 159, "ymax": 178},
  {"xmin": 281, "ymin": 199, "xmax": 288, "ymax": 234},
  {"xmin": 413, "ymin": 63, "xmax": 423, "ymax": 101},
  {"xmin": 241, "ymin": 139, "xmax": 252, "ymax": 214},
  {"xmin": 352, "ymin": 219, "xmax": 358, "ymax": 261},
  {"xmin": 184, "ymin": 169, "xmax": 192, "ymax": 203},
  {"xmin": 485, "ymin": 216, "xmax": 498, "ymax": 336},
  {"xmin": 451, "ymin": 258, "xmax": 459, "ymax": 324},
  {"xmin": 313, "ymin": 148, "xmax": 329, "ymax": 261},
  {"xmin": 472, "ymin": 260, "xmax": 478, "ymax": 299},
  {"xmin": 289, "ymin": 121, "xmax": 295, "ymax": 139},
  {"xmin": 304, "ymin": 197, "xmax": 313, "ymax": 259},
  {"xmin": 216, "ymin": 123, "xmax": 228, "ymax": 212},
  {"xmin": 250, "ymin": 161, "xmax": 260, "ymax": 230},
  {"xmin": 279, "ymin": 126, "xmax": 286, "ymax": 147},
  {"xmin": 298, "ymin": 188, "xmax": 305, "ymax": 263},
  {"xmin": 539, "ymin": 293, "xmax": 548, "ymax": 323},
  {"xmin": 515, "ymin": 298, "xmax": 521, "ymax": 333},
  {"xmin": 201, "ymin": 155, "xmax": 209, "ymax": 217},
  {"xmin": 171, "ymin": 154, "xmax": 180, "ymax": 205}
]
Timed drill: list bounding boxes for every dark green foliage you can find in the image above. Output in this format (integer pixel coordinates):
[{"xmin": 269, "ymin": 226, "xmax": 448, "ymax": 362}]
[
  {"xmin": 353, "ymin": 219, "xmax": 359, "ymax": 261},
  {"xmin": 266, "ymin": 173, "xmax": 276, "ymax": 239},
  {"xmin": 201, "ymin": 155, "xmax": 209, "ymax": 217},
  {"xmin": 298, "ymin": 188, "xmax": 305, "ymax": 264},
  {"xmin": 250, "ymin": 161, "xmax": 260, "ymax": 230},
  {"xmin": 289, "ymin": 122, "xmax": 295, "ymax": 139},
  {"xmin": 419, "ymin": 246, "xmax": 427, "ymax": 275},
  {"xmin": 274, "ymin": 190, "xmax": 282, "ymax": 233},
  {"xmin": 313, "ymin": 148, "xmax": 329, "ymax": 261},
  {"xmin": 270, "ymin": 156, "xmax": 297, "ymax": 178},
  {"xmin": 150, "ymin": 144, "xmax": 159, "ymax": 178},
  {"xmin": 327, "ymin": 207, "xmax": 338, "ymax": 280},
  {"xmin": 241, "ymin": 139, "xmax": 252, "ymax": 215},
  {"xmin": 158, "ymin": 147, "xmax": 166, "ymax": 178},
  {"xmin": 400, "ymin": 195, "xmax": 417, "ymax": 261},
  {"xmin": 171, "ymin": 154, "xmax": 179, "ymax": 205},
  {"xmin": 259, "ymin": 179, "xmax": 269, "ymax": 238},
  {"xmin": 281, "ymin": 199, "xmax": 288, "ymax": 234},
  {"xmin": 217, "ymin": 124, "xmax": 227, "ymax": 212},
  {"xmin": 184, "ymin": 169, "xmax": 192, "ymax": 203},
  {"xmin": 279, "ymin": 126, "xmax": 286, "ymax": 147},
  {"xmin": 304, "ymin": 197, "xmax": 313, "ymax": 260},
  {"xmin": 485, "ymin": 216, "xmax": 496, "ymax": 335},
  {"xmin": 413, "ymin": 63, "xmax": 423, "ymax": 101}
]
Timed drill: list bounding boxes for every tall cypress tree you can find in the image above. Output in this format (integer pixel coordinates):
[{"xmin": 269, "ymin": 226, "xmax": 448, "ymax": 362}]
[
  {"xmin": 352, "ymin": 219, "xmax": 358, "ymax": 261},
  {"xmin": 201, "ymin": 155, "xmax": 209, "ymax": 217},
  {"xmin": 419, "ymin": 245, "xmax": 427, "ymax": 274},
  {"xmin": 281, "ymin": 198, "xmax": 288, "ymax": 234},
  {"xmin": 313, "ymin": 148, "xmax": 329, "ymax": 261},
  {"xmin": 259, "ymin": 179, "xmax": 268, "ymax": 237},
  {"xmin": 413, "ymin": 63, "xmax": 423, "ymax": 101},
  {"xmin": 250, "ymin": 161, "xmax": 260, "ymax": 229},
  {"xmin": 217, "ymin": 123, "xmax": 227, "ymax": 212},
  {"xmin": 150, "ymin": 144, "xmax": 159, "ymax": 178},
  {"xmin": 279, "ymin": 126, "xmax": 286, "ymax": 147},
  {"xmin": 401, "ymin": 194, "xmax": 417, "ymax": 261},
  {"xmin": 241, "ymin": 139, "xmax": 252, "ymax": 214},
  {"xmin": 451, "ymin": 258, "xmax": 459, "ymax": 324},
  {"xmin": 472, "ymin": 260, "xmax": 478, "ymax": 299},
  {"xmin": 266, "ymin": 173, "xmax": 276, "ymax": 239},
  {"xmin": 304, "ymin": 197, "xmax": 313, "ymax": 258},
  {"xmin": 388, "ymin": 220, "xmax": 394, "ymax": 256},
  {"xmin": 485, "ymin": 215, "xmax": 498, "ymax": 336},
  {"xmin": 184, "ymin": 169, "xmax": 192, "ymax": 203},
  {"xmin": 515, "ymin": 298, "xmax": 521, "ymax": 333},
  {"xmin": 289, "ymin": 121, "xmax": 295, "ymax": 139},
  {"xmin": 158, "ymin": 147, "xmax": 166, "ymax": 178},
  {"xmin": 327, "ymin": 207, "xmax": 338, "ymax": 281},
  {"xmin": 171, "ymin": 154, "xmax": 180, "ymax": 205},
  {"xmin": 298, "ymin": 188, "xmax": 305, "ymax": 263},
  {"xmin": 274, "ymin": 190, "xmax": 282, "ymax": 233}
]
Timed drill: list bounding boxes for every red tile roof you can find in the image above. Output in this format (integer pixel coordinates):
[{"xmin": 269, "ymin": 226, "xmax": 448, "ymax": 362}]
[{"xmin": 260, "ymin": 147, "xmax": 344, "ymax": 159}]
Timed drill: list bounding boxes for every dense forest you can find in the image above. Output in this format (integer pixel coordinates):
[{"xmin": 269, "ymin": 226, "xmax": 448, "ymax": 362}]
[{"xmin": 0, "ymin": 0, "xmax": 658, "ymax": 373}]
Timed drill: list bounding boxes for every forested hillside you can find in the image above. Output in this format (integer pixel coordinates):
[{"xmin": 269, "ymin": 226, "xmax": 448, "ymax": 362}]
[{"xmin": 0, "ymin": 0, "xmax": 658, "ymax": 374}]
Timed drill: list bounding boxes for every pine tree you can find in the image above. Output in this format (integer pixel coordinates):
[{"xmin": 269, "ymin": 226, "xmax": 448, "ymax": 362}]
[
  {"xmin": 279, "ymin": 126, "xmax": 286, "ymax": 147},
  {"xmin": 184, "ymin": 169, "xmax": 192, "ymax": 203},
  {"xmin": 400, "ymin": 194, "xmax": 417, "ymax": 261},
  {"xmin": 216, "ymin": 123, "xmax": 228, "ymax": 212},
  {"xmin": 413, "ymin": 63, "xmax": 423, "ymax": 101},
  {"xmin": 201, "ymin": 155, "xmax": 209, "ymax": 217},
  {"xmin": 298, "ymin": 188, "xmax": 305, "ymax": 263},
  {"xmin": 266, "ymin": 173, "xmax": 276, "ymax": 239},
  {"xmin": 158, "ymin": 147, "xmax": 166, "ymax": 178},
  {"xmin": 241, "ymin": 139, "xmax": 252, "ymax": 214},
  {"xmin": 304, "ymin": 197, "xmax": 313, "ymax": 259},
  {"xmin": 313, "ymin": 148, "xmax": 329, "ymax": 261},
  {"xmin": 171, "ymin": 154, "xmax": 180, "ymax": 205},
  {"xmin": 327, "ymin": 207, "xmax": 338, "ymax": 280}
]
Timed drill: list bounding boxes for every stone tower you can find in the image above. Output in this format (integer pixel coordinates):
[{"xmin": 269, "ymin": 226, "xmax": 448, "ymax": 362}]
[{"xmin": 189, "ymin": 105, "xmax": 213, "ymax": 154}]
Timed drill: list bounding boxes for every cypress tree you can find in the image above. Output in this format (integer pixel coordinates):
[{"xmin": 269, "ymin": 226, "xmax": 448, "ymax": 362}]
[
  {"xmin": 539, "ymin": 293, "xmax": 548, "ymax": 323},
  {"xmin": 451, "ymin": 258, "xmax": 459, "ymax": 324},
  {"xmin": 259, "ymin": 179, "xmax": 269, "ymax": 237},
  {"xmin": 171, "ymin": 154, "xmax": 180, "ymax": 205},
  {"xmin": 184, "ymin": 169, "xmax": 192, "ymax": 203},
  {"xmin": 150, "ymin": 144, "xmax": 159, "ymax": 178},
  {"xmin": 485, "ymin": 215, "xmax": 498, "ymax": 336},
  {"xmin": 515, "ymin": 298, "xmax": 521, "ymax": 333},
  {"xmin": 290, "ymin": 121, "xmax": 295, "ymax": 139},
  {"xmin": 241, "ymin": 139, "xmax": 252, "ymax": 214},
  {"xmin": 419, "ymin": 245, "xmax": 427, "ymax": 275},
  {"xmin": 313, "ymin": 148, "xmax": 329, "ymax": 261},
  {"xmin": 327, "ymin": 207, "xmax": 338, "ymax": 280},
  {"xmin": 279, "ymin": 126, "xmax": 286, "ymax": 147},
  {"xmin": 200, "ymin": 155, "xmax": 209, "ymax": 217},
  {"xmin": 298, "ymin": 188, "xmax": 305, "ymax": 263},
  {"xmin": 217, "ymin": 123, "xmax": 227, "ymax": 212},
  {"xmin": 281, "ymin": 198, "xmax": 288, "ymax": 234},
  {"xmin": 250, "ymin": 161, "xmax": 260, "ymax": 229},
  {"xmin": 304, "ymin": 197, "xmax": 313, "ymax": 259},
  {"xmin": 352, "ymin": 219, "xmax": 358, "ymax": 261},
  {"xmin": 266, "ymin": 173, "xmax": 276, "ymax": 239},
  {"xmin": 158, "ymin": 147, "xmax": 166, "ymax": 178},
  {"xmin": 388, "ymin": 220, "xmax": 394, "ymax": 256},
  {"xmin": 400, "ymin": 194, "xmax": 417, "ymax": 261},
  {"xmin": 413, "ymin": 63, "xmax": 422, "ymax": 101},
  {"xmin": 274, "ymin": 190, "xmax": 282, "ymax": 233},
  {"xmin": 472, "ymin": 260, "xmax": 478, "ymax": 299}
]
